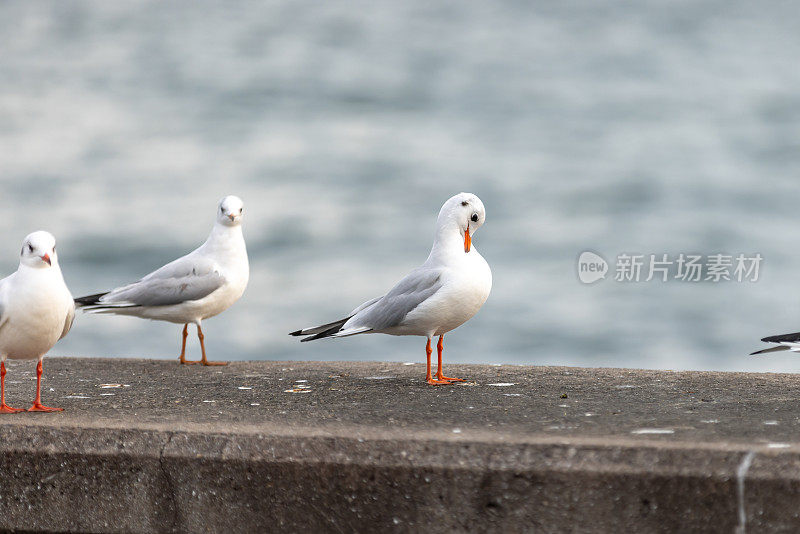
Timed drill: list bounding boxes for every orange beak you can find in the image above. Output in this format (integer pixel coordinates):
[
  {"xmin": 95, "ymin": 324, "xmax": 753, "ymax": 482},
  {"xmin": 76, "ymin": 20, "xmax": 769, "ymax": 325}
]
[
  {"xmin": 228, "ymin": 214, "xmax": 236, "ymax": 221},
  {"xmin": 464, "ymin": 224, "xmax": 471, "ymax": 253},
  {"xmin": 41, "ymin": 254, "xmax": 51, "ymax": 266}
]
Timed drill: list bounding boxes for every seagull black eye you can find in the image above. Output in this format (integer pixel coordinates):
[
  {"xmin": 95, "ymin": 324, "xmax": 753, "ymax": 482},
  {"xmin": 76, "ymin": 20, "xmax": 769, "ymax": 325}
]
[
  {"xmin": 27, "ymin": 244, "xmax": 34, "ymax": 253},
  {"xmin": 471, "ymin": 213, "xmax": 479, "ymax": 223}
]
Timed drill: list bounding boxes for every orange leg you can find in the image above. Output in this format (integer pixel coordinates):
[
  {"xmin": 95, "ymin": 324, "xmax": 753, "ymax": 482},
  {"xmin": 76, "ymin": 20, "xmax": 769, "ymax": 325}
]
[
  {"xmin": 198, "ymin": 325, "xmax": 227, "ymax": 366},
  {"xmin": 425, "ymin": 337, "xmax": 451, "ymax": 385},
  {"xmin": 435, "ymin": 335, "xmax": 465, "ymax": 382},
  {"xmin": 28, "ymin": 360, "xmax": 63, "ymax": 412},
  {"xmin": 0, "ymin": 362, "xmax": 24, "ymax": 413},
  {"xmin": 179, "ymin": 324, "xmax": 200, "ymax": 364}
]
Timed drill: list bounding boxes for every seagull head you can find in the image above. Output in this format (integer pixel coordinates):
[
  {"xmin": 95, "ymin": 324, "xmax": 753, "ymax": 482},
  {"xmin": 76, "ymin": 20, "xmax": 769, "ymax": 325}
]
[
  {"xmin": 438, "ymin": 193, "xmax": 486, "ymax": 253},
  {"xmin": 20, "ymin": 231, "xmax": 58, "ymax": 269},
  {"xmin": 217, "ymin": 195, "xmax": 244, "ymax": 227}
]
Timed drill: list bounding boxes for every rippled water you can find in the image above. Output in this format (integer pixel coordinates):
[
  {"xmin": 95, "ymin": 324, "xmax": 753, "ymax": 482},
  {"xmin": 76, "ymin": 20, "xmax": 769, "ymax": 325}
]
[{"xmin": 2, "ymin": 1, "xmax": 800, "ymax": 371}]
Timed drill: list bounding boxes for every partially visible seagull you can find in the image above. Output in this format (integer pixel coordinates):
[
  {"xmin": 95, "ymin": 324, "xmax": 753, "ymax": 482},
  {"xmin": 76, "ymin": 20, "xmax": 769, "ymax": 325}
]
[
  {"xmin": 751, "ymin": 332, "xmax": 800, "ymax": 355},
  {"xmin": 75, "ymin": 195, "xmax": 249, "ymax": 366},
  {"xmin": 0, "ymin": 231, "xmax": 74, "ymax": 413},
  {"xmin": 291, "ymin": 192, "xmax": 492, "ymax": 385}
]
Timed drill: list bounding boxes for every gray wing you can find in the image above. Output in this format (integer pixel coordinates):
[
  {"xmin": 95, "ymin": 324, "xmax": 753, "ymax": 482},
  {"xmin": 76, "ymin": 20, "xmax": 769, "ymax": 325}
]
[
  {"xmin": 60, "ymin": 304, "xmax": 75, "ymax": 340},
  {"xmin": 349, "ymin": 295, "xmax": 382, "ymax": 316},
  {"xmin": 349, "ymin": 268, "xmax": 443, "ymax": 331},
  {"xmin": 101, "ymin": 254, "xmax": 225, "ymax": 307}
]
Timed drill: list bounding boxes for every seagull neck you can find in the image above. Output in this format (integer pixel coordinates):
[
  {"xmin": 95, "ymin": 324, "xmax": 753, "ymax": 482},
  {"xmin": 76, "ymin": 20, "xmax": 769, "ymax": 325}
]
[
  {"xmin": 18, "ymin": 262, "xmax": 53, "ymax": 272},
  {"xmin": 16, "ymin": 262, "xmax": 63, "ymax": 282},
  {"xmin": 427, "ymin": 220, "xmax": 467, "ymax": 263},
  {"xmin": 203, "ymin": 223, "xmax": 244, "ymax": 252}
]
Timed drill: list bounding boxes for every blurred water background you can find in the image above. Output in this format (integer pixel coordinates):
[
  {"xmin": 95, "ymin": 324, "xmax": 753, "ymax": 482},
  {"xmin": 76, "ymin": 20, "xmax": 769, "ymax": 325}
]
[{"xmin": 1, "ymin": 1, "xmax": 800, "ymax": 371}]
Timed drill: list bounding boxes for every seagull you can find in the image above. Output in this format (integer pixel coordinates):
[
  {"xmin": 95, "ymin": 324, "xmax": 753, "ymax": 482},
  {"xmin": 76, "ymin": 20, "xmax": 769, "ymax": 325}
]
[
  {"xmin": 0, "ymin": 231, "xmax": 74, "ymax": 413},
  {"xmin": 291, "ymin": 192, "xmax": 492, "ymax": 385},
  {"xmin": 75, "ymin": 195, "xmax": 249, "ymax": 366},
  {"xmin": 751, "ymin": 332, "xmax": 800, "ymax": 355}
]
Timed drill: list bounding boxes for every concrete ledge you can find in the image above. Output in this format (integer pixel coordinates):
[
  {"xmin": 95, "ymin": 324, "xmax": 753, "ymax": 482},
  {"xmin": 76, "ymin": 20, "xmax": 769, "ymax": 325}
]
[{"xmin": 1, "ymin": 358, "xmax": 800, "ymax": 532}]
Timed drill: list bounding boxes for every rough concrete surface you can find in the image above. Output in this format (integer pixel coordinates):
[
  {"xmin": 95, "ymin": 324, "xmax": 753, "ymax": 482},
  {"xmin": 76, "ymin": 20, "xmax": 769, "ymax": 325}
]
[{"xmin": 1, "ymin": 357, "xmax": 800, "ymax": 533}]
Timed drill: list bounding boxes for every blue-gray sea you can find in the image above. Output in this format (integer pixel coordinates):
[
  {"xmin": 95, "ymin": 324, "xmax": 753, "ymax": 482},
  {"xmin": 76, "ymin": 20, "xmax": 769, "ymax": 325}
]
[{"xmin": 2, "ymin": 1, "xmax": 800, "ymax": 372}]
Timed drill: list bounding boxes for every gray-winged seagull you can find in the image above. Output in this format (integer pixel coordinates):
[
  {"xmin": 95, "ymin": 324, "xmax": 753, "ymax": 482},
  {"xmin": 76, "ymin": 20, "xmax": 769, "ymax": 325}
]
[
  {"xmin": 291, "ymin": 192, "xmax": 492, "ymax": 385},
  {"xmin": 0, "ymin": 231, "xmax": 74, "ymax": 412},
  {"xmin": 75, "ymin": 196, "xmax": 249, "ymax": 366}
]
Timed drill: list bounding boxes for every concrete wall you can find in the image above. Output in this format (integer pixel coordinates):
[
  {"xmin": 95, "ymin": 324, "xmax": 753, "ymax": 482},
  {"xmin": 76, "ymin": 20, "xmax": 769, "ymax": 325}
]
[{"xmin": 1, "ymin": 358, "xmax": 798, "ymax": 532}]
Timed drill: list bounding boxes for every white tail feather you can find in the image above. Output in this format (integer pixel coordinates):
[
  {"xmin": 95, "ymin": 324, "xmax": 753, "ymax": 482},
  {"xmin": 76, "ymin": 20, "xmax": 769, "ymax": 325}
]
[{"xmin": 331, "ymin": 327, "xmax": 372, "ymax": 338}]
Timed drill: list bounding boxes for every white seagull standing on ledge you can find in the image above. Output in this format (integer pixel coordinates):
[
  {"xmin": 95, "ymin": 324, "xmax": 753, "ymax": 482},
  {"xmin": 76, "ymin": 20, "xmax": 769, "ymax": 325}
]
[
  {"xmin": 0, "ymin": 231, "xmax": 75, "ymax": 413},
  {"xmin": 291, "ymin": 192, "xmax": 492, "ymax": 385},
  {"xmin": 75, "ymin": 195, "xmax": 249, "ymax": 366}
]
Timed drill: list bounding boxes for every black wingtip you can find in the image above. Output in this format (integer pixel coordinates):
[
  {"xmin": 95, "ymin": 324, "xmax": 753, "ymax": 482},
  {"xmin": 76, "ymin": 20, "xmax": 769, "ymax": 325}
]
[
  {"xmin": 761, "ymin": 332, "xmax": 800, "ymax": 343},
  {"xmin": 74, "ymin": 292, "xmax": 109, "ymax": 306},
  {"xmin": 290, "ymin": 316, "xmax": 353, "ymax": 342},
  {"xmin": 299, "ymin": 331, "xmax": 331, "ymax": 342},
  {"xmin": 298, "ymin": 325, "xmax": 347, "ymax": 342}
]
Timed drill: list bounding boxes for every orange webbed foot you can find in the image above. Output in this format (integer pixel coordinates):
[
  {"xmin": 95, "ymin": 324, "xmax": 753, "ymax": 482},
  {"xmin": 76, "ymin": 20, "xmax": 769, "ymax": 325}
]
[
  {"xmin": 436, "ymin": 374, "xmax": 466, "ymax": 382},
  {"xmin": 0, "ymin": 404, "xmax": 25, "ymax": 414},
  {"xmin": 426, "ymin": 378, "xmax": 453, "ymax": 386},
  {"xmin": 28, "ymin": 402, "xmax": 63, "ymax": 412}
]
